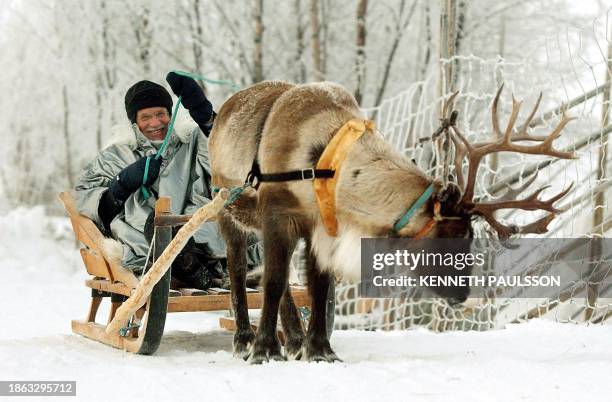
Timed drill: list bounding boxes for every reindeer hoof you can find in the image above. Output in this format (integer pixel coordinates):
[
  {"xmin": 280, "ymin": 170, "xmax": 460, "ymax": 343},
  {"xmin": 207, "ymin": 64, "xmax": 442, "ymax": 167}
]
[
  {"xmin": 233, "ymin": 329, "xmax": 255, "ymax": 360},
  {"xmin": 302, "ymin": 337, "xmax": 342, "ymax": 363},
  {"xmin": 284, "ymin": 337, "xmax": 304, "ymax": 360},
  {"xmin": 248, "ymin": 337, "xmax": 285, "ymax": 364}
]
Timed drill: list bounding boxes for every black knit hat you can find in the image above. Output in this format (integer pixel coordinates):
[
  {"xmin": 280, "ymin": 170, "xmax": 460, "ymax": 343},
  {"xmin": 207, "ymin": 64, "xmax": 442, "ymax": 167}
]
[{"xmin": 124, "ymin": 80, "xmax": 173, "ymax": 123}]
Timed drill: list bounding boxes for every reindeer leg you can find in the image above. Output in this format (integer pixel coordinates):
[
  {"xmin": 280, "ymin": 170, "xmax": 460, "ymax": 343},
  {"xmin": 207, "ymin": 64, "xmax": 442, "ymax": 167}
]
[
  {"xmin": 302, "ymin": 240, "xmax": 340, "ymax": 362},
  {"xmin": 218, "ymin": 212, "xmax": 254, "ymax": 360},
  {"xmin": 279, "ymin": 289, "xmax": 305, "ymax": 359},
  {"xmin": 249, "ymin": 215, "xmax": 297, "ymax": 364}
]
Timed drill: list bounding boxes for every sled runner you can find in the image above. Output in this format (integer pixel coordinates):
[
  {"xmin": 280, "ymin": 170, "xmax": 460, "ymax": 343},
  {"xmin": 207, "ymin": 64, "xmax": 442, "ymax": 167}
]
[{"xmin": 59, "ymin": 192, "xmax": 311, "ymax": 355}]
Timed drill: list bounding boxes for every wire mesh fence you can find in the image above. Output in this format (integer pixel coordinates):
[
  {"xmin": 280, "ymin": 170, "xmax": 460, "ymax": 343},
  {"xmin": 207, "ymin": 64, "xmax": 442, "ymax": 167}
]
[{"xmin": 326, "ymin": 9, "xmax": 612, "ymax": 331}]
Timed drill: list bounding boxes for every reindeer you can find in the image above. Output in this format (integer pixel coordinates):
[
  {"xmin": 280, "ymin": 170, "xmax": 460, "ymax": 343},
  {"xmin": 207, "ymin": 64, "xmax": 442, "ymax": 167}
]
[{"xmin": 209, "ymin": 81, "xmax": 574, "ymax": 364}]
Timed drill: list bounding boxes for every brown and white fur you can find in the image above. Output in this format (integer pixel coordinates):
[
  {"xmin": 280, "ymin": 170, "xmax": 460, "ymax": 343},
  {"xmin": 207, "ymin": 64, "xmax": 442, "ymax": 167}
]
[{"xmin": 209, "ymin": 81, "xmax": 471, "ymax": 363}]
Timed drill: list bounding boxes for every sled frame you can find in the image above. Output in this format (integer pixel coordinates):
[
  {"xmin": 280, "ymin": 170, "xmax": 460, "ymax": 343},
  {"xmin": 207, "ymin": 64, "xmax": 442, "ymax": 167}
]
[{"xmin": 59, "ymin": 192, "xmax": 311, "ymax": 354}]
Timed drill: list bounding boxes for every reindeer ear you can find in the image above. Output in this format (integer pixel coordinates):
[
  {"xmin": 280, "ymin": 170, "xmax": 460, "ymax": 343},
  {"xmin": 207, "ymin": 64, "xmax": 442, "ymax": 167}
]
[
  {"xmin": 436, "ymin": 183, "xmax": 462, "ymax": 205},
  {"xmin": 435, "ymin": 183, "xmax": 466, "ymax": 218}
]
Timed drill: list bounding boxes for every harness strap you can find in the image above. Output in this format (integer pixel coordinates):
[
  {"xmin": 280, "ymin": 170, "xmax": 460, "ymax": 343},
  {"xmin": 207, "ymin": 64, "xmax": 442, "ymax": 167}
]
[
  {"xmin": 411, "ymin": 201, "xmax": 441, "ymax": 239},
  {"xmin": 314, "ymin": 119, "xmax": 374, "ymax": 236},
  {"xmin": 412, "ymin": 218, "xmax": 437, "ymax": 239},
  {"xmin": 259, "ymin": 168, "xmax": 335, "ymax": 182},
  {"xmin": 240, "ymin": 118, "xmax": 440, "ymax": 239},
  {"xmin": 392, "ymin": 183, "xmax": 435, "ymax": 234},
  {"xmin": 246, "ymin": 160, "xmax": 334, "ymax": 189}
]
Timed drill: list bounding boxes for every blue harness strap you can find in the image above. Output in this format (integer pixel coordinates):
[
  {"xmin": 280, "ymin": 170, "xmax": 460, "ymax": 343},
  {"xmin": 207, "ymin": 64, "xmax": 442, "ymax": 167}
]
[{"xmin": 392, "ymin": 183, "xmax": 434, "ymax": 234}]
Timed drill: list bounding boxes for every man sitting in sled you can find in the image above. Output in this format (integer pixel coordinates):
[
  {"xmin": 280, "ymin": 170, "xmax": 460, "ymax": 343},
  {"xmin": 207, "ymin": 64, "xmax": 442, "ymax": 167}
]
[{"xmin": 74, "ymin": 72, "xmax": 262, "ymax": 290}]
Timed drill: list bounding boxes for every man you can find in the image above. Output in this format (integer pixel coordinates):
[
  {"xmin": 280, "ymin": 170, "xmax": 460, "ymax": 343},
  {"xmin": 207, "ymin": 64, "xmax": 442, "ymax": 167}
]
[{"xmin": 75, "ymin": 72, "xmax": 261, "ymax": 289}]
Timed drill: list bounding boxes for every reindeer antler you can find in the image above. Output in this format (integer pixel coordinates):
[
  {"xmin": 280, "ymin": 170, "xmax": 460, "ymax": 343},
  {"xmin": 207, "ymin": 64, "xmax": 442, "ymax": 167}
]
[{"xmin": 448, "ymin": 85, "xmax": 576, "ymax": 238}]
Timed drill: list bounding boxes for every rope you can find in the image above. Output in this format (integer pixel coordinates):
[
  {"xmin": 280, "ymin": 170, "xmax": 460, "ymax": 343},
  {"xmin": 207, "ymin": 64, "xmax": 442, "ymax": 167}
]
[
  {"xmin": 157, "ymin": 95, "xmax": 182, "ymax": 159},
  {"xmin": 120, "ymin": 226, "xmax": 156, "ymax": 336},
  {"xmin": 211, "ymin": 183, "xmax": 251, "ymax": 206},
  {"xmin": 140, "ymin": 96, "xmax": 182, "ymax": 200},
  {"xmin": 140, "ymin": 156, "xmax": 152, "ymax": 200},
  {"xmin": 171, "ymin": 69, "xmax": 241, "ymax": 92}
]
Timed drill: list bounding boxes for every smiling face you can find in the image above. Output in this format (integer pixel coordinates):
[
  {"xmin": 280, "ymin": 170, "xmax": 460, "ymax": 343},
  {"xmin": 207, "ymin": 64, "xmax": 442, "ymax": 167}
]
[{"xmin": 136, "ymin": 106, "xmax": 170, "ymax": 141}]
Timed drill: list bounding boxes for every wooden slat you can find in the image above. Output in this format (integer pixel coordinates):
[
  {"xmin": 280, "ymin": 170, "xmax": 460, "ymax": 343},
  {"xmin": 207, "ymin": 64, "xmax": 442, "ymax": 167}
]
[
  {"xmin": 71, "ymin": 320, "xmax": 144, "ymax": 353},
  {"xmin": 80, "ymin": 248, "xmax": 112, "ymax": 279},
  {"xmin": 86, "ymin": 297, "xmax": 103, "ymax": 322},
  {"xmin": 59, "ymin": 192, "xmax": 102, "ymax": 251},
  {"xmin": 59, "ymin": 192, "xmax": 138, "ymax": 288},
  {"xmin": 106, "ymin": 263, "xmax": 139, "ymax": 289},
  {"xmin": 167, "ymin": 294, "xmax": 235, "ymax": 312},
  {"xmin": 85, "ymin": 279, "xmax": 133, "ymax": 297},
  {"xmin": 155, "ymin": 197, "xmax": 171, "ymax": 216},
  {"xmin": 108, "ymin": 302, "xmax": 121, "ymax": 324},
  {"xmin": 167, "ymin": 289, "xmax": 311, "ymax": 313},
  {"xmin": 287, "ymin": 288, "xmax": 311, "ymax": 308}
]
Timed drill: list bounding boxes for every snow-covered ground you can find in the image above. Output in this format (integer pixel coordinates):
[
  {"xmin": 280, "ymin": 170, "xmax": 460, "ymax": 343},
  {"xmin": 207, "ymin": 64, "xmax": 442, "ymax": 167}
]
[{"xmin": 1, "ymin": 207, "xmax": 611, "ymax": 402}]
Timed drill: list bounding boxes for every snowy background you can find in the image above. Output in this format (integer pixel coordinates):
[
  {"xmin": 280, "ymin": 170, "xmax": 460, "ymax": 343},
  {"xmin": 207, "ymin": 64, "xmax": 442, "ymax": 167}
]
[
  {"xmin": 0, "ymin": 0, "xmax": 609, "ymax": 212},
  {"xmin": 1, "ymin": 0, "xmax": 612, "ymax": 400}
]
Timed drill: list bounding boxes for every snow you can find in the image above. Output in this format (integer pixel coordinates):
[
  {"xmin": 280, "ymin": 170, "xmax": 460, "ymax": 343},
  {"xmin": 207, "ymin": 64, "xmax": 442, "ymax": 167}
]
[{"xmin": 1, "ymin": 207, "xmax": 612, "ymax": 402}]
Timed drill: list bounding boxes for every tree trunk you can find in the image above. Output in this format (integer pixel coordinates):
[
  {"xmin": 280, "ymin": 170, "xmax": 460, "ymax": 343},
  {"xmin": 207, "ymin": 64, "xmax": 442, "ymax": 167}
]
[
  {"xmin": 354, "ymin": 0, "xmax": 368, "ymax": 105},
  {"xmin": 100, "ymin": 0, "xmax": 117, "ymax": 125},
  {"xmin": 191, "ymin": 0, "xmax": 205, "ymax": 87},
  {"xmin": 439, "ymin": 0, "xmax": 457, "ymax": 96},
  {"xmin": 62, "ymin": 85, "xmax": 74, "ymax": 189},
  {"xmin": 310, "ymin": 0, "xmax": 323, "ymax": 81},
  {"xmin": 406, "ymin": 2, "xmax": 432, "ymax": 149},
  {"xmin": 252, "ymin": 0, "xmax": 264, "ymax": 83},
  {"xmin": 451, "ymin": 0, "xmax": 467, "ymax": 89},
  {"xmin": 294, "ymin": 0, "xmax": 306, "ymax": 82},
  {"xmin": 373, "ymin": 0, "xmax": 417, "ymax": 110},
  {"xmin": 134, "ymin": 5, "xmax": 151, "ymax": 76},
  {"xmin": 435, "ymin": 0, "xmax": 458, "ymax": 177},
  {"xmin": 95, "ymin": 74, "xmax": 103, "ymax": 151},
  {"xmin": 320, "ymin": 0, "xmax": 329, "ymax": 78}
]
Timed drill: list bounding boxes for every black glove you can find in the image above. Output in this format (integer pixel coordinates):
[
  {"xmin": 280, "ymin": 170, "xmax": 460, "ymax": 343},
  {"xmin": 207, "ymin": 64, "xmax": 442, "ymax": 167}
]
[
  {"xmin": 109, "ymin": 156, "xmax": 163, "ymax": 203},
  {"xmin": 166, "ymin": 72, "xmax": 214, "ymax": 134}
]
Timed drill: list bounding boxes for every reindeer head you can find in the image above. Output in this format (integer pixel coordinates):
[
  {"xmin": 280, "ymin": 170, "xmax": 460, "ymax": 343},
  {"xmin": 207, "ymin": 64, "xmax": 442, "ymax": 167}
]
[{"xmin": 334, "ymin": 123, "xmax": 473, "ymax": 241}]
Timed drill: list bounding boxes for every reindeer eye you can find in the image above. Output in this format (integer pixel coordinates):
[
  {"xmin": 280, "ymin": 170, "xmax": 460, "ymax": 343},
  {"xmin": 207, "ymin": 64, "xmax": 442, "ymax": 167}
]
[{"xmin": 352, "ymin": 169, "xmax": 361, "ymax": 179}]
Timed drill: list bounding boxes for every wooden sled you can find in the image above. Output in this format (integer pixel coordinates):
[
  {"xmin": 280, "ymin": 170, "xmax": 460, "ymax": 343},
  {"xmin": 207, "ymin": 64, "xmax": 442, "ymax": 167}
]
[{"xmin": 59, "ymin": 192, "xmax": 311, "ymax": 355}]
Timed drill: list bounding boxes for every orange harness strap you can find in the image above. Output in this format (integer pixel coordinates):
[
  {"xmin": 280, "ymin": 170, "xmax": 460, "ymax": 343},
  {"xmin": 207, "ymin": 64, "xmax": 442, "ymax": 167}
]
[
  {"xmin": 314, "ymin": 119, "xmax": 374, "ymax": 236},
  {"xmin": 313, "ymin": 119, "xmax": 441, "ymax": 239},
  {"xmin": 411, "ymin": 201, "xmax": 441, "ymax": 239}
]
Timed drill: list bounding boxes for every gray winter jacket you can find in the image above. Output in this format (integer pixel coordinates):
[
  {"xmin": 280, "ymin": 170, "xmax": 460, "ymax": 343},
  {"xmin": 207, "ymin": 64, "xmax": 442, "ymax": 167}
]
[{"xmin": 74, "ymin": 121, "xmax": 262, "ymax": 271}]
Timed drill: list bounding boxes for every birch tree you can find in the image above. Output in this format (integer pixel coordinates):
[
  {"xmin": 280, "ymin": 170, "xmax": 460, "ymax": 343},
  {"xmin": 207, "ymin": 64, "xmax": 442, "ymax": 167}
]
[
  {"xmin": 253, "ymin": 0, "xmax": 264, "ymax": 83},
  {"xmin": 354, "ymin": 0, "xmax": 368, "ymax": 105}
]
